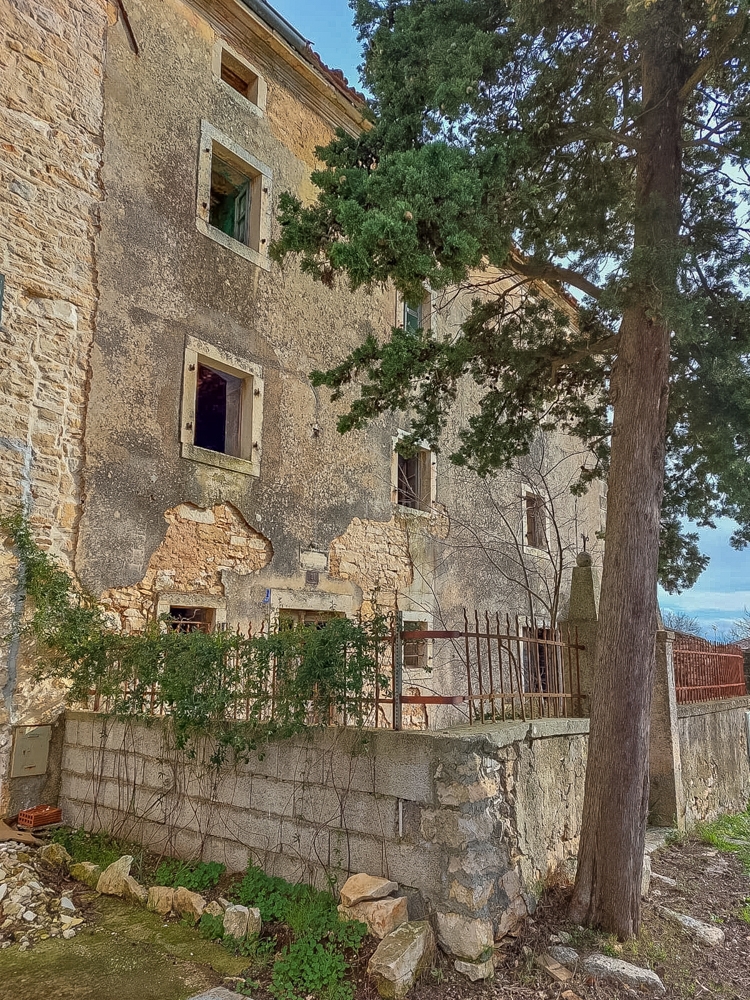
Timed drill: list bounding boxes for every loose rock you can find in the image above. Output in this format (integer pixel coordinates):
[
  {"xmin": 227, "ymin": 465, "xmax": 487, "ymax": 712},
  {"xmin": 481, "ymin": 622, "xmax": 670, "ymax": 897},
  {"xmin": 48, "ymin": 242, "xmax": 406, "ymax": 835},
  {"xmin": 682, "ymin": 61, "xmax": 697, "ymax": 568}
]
[
  {"xmin": 434, "ymin": 911, "xmax": 493, "ymax": 961},
  {"xmin": 204, "ymin": 900, "xmax": 224, "ymax": 919},
  {"xmin": 657, "ymin": 906, "xmax": 725, "ymax": 946},
  {"xmin": 455, "ymin": 956, "xmax": 494, "ymax": 980},
  {"xmin": 69, "ymin": 862, "xmax": 102, "ymax": 888},
  {"xmin": 340, "ymin": 873, "xmax": 398, "ymax": 908},
  {"xmin": 147, "ymin": 885, "xmax": 175, "ymax": 917},
  {"xmin": 96, "ymin": 855, "xmax": 135, "ymax": 896},
  {"xmin": 247, "ymin": 906, "xmax": 261, "ymax": 937},
  {"xmin": 549, "ymin": 945, "xmax": 580, "ymax": 969},
  {"xmin": 338, "ymin": 895, "xmax": 408, "ymax": 940},
  {"xmin": 39, "ymin": 843, "xmax": 72, "ymax": 867},
  {"xmin": 368, "ymin": 920, "xmax": 436, "ymax": 999},
  {"xmin": 583, "ymin": 953, "xmax": 666, "ymax": 994},
  {"xmin": 223, "ymin": 904, "xmax": 250, "ymax": 940},
  {"xmin": 173, "ymin": 886, "xmax": 206, "ymax": 924}
]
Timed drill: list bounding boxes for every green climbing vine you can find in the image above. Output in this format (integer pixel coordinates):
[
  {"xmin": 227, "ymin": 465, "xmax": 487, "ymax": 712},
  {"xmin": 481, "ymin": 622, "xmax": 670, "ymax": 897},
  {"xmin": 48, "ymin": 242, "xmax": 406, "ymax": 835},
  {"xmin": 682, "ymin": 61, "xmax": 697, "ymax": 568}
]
[{"xmin": 2, "ymin": 511, "xmax": 391, "ymax": 761}]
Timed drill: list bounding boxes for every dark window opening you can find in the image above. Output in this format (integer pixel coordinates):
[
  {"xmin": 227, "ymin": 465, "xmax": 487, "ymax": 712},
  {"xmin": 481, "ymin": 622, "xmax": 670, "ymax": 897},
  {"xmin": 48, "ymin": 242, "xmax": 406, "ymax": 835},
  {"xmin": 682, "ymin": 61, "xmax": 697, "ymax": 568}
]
[
  {"xmin": 168, "ymin": 606, "xmax": 215, "ymax": 633},
  {"xmin": 209, "ymin": 152, "xmax": 252, "ymax": 245},
  {"xmin": 403, "ymin": 620, "xmax": 428, "ymax": 672},
  {"xmin": 522, "ymin": 627, "xmax": 561, "ymax": 693},
  {"xmin": 524, "ymin": 494, "xmax": 547, "ymax": 549},
  {"xmin": 279, "ymin": 609, "xmax": 344, "ymax": 630},
  {"xmin": 397, "ymin": 450, "xmax": 431, "ymax": 510},
  {"xmin": 220, "ymin": 48, "xmax": 260, "ymax": 104},
  {"xmin": 194, "ymin": 363, "xmax": 243, "ymax": 456}
]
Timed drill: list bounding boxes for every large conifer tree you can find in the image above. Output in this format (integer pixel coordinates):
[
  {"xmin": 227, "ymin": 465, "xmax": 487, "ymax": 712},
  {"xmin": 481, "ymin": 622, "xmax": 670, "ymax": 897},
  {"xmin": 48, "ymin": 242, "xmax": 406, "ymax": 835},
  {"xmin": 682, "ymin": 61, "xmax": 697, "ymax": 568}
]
[{"xmin": 272, "ymin": 0, "xmax": 750, "ymax": 936}]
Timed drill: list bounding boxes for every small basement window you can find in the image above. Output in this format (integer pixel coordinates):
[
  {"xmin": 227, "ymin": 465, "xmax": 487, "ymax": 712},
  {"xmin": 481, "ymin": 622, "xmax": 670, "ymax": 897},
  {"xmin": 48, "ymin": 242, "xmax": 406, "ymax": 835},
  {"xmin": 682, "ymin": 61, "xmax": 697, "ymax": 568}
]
[
  {"xmin": 181, "ymin": 336, "xmax": 264, "ymax": 476},
  {"xmin": 168, "ymin": 606, "xmax": 215, "ymax": 633},
  {"xmin": 221, "ymin": 48, "xmax": 260, "ymax": 104},
  {"xmin": 403, "ymin": 620, "xmax": 428, "ymax": 672},
  {"xmin": 279, "ymin": 609, "xmax": 345, "ymax": 630},
  {"xmin": 396, "ymin": 448, "xmax": 432, "ymax": 511},
  {"xmin": 524, "ymin": 493, "xmax": 547, "ymax": 550}
]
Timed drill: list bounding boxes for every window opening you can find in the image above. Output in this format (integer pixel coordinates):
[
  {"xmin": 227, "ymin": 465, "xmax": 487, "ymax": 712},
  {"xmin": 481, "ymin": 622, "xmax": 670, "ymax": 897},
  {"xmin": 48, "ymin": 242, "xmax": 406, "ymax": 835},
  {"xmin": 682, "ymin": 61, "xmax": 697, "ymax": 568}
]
[
  {"xmin": 168, "ymin": 606, "xmax": 215, "ymax": 633},
  {"xmin": 403, "ymin": 620, "xmax": 428, "ymax": 672},
  {"xmin": 524, "ymin": 493, "xmax": 547, "ymax": 549},
  {"xmin": 210, "ymin": 154, "xmax": 251, "ymax": 246},
  {"xmin": 403, "ymin": 299, "xmax": 423, "ymax": 332},
  {"xmin": 220, "ymin": 48, "xmax": 260, "ymax": 104},
  {"xmin": 194, "ymin": 363, "xmax": 243, "ymax": 456},
  {"xmin": 522, "ymin": 626, "xmax": 562, "ymax": 693},
  {"xmin": 279, "ymin": 609, "xmax": 344, "ymax": 630},
  {"xmin": 397, "ymin": 450, "xmax": 431, "ymax": 510}
]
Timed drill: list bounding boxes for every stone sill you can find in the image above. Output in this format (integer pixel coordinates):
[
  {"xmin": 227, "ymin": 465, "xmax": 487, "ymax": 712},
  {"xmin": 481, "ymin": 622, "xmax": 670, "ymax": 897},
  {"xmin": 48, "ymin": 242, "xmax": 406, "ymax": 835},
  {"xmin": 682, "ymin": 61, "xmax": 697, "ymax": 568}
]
[{"xmin": 677, "ymin": 695, "xmax": 750, "ymax": 719}]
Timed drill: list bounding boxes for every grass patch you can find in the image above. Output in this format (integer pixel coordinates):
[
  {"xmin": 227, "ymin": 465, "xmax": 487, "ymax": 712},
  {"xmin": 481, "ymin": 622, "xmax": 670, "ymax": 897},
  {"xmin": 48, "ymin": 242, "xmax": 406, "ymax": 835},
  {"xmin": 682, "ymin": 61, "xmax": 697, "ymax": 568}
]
[
  {"xmin": 228, "ymin": 864, "xmax": 367, "ymax": 1000},
  {"xmin": 50, "ymin": 827, "xmax": 145, "ymax": 876},
  {"xmin": 697, "ymin": 808, "xmax": 750, "ymax": 873},
  {"xmin": 154, "ymin": 859, "xmax": 226, "ymax": 894}
]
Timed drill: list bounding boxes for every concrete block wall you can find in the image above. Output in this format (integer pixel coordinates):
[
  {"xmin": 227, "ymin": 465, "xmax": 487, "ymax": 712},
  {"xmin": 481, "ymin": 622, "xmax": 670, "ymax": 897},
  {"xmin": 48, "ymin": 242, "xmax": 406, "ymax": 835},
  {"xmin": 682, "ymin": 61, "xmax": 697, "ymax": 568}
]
[
  {"xmin": 677, "ymin": 696, "xmax": 750, "ymax": 826},
  {"xmin": 59, "ymin": 711, "xmax": 589, "ymax": 934}
]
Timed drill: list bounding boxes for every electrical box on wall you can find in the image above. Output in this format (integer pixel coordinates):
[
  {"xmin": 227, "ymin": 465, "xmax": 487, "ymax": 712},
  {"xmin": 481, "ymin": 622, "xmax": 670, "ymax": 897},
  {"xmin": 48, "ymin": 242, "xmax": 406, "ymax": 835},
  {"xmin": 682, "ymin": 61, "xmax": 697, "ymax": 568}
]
[{"xmin": 10, "ymin": 725, "xmax": 52, "ymax": 778}]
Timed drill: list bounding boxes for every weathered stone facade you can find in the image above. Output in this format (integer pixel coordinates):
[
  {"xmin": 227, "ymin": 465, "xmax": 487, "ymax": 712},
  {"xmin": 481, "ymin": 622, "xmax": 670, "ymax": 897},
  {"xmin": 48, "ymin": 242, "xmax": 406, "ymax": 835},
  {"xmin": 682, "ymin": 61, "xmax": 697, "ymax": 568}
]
[
  {"xmin": 0, "ymin": 0, "xmax": 108, "ymax": 813},
  {"xmin": 0, "ymin": 0, "xmax": 603, "ymax": 812}
]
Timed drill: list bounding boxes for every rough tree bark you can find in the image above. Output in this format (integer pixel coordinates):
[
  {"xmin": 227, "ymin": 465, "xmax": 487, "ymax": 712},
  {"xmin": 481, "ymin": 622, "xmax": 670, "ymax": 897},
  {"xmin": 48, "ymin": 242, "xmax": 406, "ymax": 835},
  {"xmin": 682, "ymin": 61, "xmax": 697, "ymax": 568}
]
[{"xmin": 570, "ymin": 0, "xmax": 686, "ymax": 938}]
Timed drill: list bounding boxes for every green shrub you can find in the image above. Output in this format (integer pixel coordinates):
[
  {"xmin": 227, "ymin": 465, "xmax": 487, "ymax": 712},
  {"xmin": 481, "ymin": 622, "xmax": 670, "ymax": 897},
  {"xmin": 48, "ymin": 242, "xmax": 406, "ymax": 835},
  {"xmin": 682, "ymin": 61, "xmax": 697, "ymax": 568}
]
[
  {"xmin": 231, "ymin": 864, "xmax": 367, "ymax": 1000},
  {"xmin": 50, "ymin": 827, "xmax": 136, "ymax": 872},
  {"xmin": 154, "ymin": 859, "xmax": 226, "ymax": 893}
]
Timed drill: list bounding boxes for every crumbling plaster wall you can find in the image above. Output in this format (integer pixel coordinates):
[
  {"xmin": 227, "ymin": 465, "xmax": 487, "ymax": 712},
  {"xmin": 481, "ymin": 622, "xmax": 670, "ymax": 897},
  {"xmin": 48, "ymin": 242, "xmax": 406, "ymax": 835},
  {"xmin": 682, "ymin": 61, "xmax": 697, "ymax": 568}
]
[
  {"xmin": 60, "ymin": 712, "xmax": 589, "ymax": 940},
  {"xmin": 100, "ymin": 502, "xmax": 272, "ymax": 631},
  {"xmin": 0, "ymin": 0, "xmax": 109, "ymax": 812}
]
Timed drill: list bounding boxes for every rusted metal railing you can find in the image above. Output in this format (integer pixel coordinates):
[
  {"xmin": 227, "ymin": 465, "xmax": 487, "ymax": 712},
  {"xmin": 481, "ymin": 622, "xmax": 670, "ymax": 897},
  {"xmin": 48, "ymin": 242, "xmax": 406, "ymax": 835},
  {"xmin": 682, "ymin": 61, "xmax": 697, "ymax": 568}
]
[{"xmin": 673, "ymin": 633, "xmax": 747, "ymax": 704}]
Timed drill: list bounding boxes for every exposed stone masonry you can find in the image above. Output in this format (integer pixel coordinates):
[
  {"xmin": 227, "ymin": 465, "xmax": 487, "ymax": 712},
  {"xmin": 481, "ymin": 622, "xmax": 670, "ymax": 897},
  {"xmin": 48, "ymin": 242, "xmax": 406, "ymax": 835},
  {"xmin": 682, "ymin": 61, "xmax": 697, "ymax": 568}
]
[{"xmin": 100, "ymin": 503, "xmax": 273, "ymax": 631}]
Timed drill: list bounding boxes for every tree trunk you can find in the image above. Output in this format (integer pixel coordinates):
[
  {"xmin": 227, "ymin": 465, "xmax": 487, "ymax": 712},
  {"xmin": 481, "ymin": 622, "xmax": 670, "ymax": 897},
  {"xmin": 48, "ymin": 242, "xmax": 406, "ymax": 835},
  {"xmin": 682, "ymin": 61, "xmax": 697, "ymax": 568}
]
[{"xmin": 570, "ymin": 1, "xmax": 685, "ymax": 938}]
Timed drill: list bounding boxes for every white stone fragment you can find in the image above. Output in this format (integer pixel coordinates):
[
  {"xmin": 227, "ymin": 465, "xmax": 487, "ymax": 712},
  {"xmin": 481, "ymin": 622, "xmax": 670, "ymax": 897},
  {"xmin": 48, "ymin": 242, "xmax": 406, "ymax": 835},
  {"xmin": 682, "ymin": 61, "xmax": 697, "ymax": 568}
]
[
  {"xmin": 657, "ymin": 906, "xmax": 725, "ymax": 946},
  {"xmin": 60, "ymin": 896, "xmax": 76, "ymax": 913},
  {"xmin": 583, "ymin": 953, "xmax": 665, "ymax": 993},
  {"xmin": 62, "ymin": 928, "xmax": 76, "ymax": 940},
  {"xmin": 223, "ymin": 904, "xmax": 250, "ymax": 940}
]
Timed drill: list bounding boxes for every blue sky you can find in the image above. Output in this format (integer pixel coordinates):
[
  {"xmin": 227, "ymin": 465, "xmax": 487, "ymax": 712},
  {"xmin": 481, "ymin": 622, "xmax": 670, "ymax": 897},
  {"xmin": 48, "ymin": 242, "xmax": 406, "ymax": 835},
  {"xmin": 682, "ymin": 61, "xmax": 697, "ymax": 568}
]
[
  {"xmin": 269, "ymin": 1, "xmax": 749, "ymax": 639},
  {"xmin": 270, "ymin": 1, "xmax": 363, "ymax": 87}
]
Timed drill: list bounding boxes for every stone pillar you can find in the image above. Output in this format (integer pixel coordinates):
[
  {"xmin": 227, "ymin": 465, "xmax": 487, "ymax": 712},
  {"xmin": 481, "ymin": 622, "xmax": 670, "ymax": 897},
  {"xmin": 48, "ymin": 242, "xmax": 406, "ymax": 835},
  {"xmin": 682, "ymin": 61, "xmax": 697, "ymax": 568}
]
[
  {"xmin": 648, "ymin": 630, "xmax": 686, "ymax": 831},
  {"xmin": 560, "ymin": 552, "xmax": 599, "ymax": 714}
]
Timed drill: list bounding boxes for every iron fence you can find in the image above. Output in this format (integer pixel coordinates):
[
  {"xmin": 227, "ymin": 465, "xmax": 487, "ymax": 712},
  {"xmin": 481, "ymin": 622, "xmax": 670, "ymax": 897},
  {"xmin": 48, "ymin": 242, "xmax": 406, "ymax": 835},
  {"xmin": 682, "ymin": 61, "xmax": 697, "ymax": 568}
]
[{"xmin": 673, "ymin": 633, "xmax": 747, "ymax": 704}]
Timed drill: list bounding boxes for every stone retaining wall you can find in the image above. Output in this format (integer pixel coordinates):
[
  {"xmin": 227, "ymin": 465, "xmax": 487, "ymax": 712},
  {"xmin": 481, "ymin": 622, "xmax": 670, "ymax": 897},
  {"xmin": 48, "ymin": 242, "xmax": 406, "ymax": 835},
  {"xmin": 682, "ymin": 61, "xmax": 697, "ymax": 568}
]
[
  {"xmin": 59, "ymin": 712, "xmax": 589, "ymax": 938},
  {"xmin": 677, "ymin": 697, "xmax": 750, "ymax": 826}
]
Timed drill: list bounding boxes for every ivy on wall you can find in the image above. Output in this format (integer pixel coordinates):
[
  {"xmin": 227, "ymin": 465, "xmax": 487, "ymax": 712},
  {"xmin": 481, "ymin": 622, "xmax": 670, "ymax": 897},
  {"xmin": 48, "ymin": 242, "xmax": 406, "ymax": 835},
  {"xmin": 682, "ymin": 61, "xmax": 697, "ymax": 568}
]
[{"xmin": 2, "ymin": 512, "xmax": 391, "ymax": 761}]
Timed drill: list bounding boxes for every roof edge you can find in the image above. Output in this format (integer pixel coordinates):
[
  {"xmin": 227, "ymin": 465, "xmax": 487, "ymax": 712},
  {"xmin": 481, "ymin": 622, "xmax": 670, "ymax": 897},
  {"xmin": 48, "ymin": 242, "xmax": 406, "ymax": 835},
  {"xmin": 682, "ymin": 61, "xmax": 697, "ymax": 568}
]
[{"xmin": 237, "ymin": 0, "xmax": 367, "ymax": 108}]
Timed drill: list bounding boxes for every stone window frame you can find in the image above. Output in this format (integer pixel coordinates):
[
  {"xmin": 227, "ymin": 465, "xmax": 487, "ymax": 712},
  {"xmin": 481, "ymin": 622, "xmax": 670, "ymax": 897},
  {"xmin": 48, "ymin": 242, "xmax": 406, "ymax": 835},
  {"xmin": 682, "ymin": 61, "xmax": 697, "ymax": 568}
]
[
  {"xmin": 268, "ymin": 589, "xmax": 355, "ymax": 629},
  {"xmin": 155, "ymin": 592, "xmax": 227, "ymax": 631},
  {"xmin": 401, "ymin": 608, "xmax": 434, "ymax": 678},
  {"xmin": 521, "ymin": 485, "xmax": 551, "ymax": 556},
  {"xmin": 391, "ymin": 431, "xmax": 437, "ymax": 516},
  {"xmin": 180, "ymin": 335, "xmax": 264, "ymax": 477},
  {"xmin": 212, "ymin": 40, "xmax": 267, "ymax": 116},
  {"xmin": 196, "ymin": 120, "xmax": 273, "ymax": 270}
]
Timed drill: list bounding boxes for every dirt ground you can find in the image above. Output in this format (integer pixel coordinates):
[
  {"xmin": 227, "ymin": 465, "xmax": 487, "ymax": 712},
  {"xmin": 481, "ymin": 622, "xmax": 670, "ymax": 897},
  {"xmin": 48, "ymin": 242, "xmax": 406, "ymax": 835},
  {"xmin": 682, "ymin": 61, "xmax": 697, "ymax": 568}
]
[{"xmin": 0, "ymin": 831, "xmax": 748, "ymax": 1000}]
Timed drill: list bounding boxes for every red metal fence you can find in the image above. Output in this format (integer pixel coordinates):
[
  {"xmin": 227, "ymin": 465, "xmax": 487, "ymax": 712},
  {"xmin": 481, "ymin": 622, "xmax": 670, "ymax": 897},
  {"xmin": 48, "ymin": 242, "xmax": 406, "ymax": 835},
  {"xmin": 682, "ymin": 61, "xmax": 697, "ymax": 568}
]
[
  {"xmin": 673, "ymin": 633, "xmax": 747, "ymax": 704},
  {"xmin": 87, "ymin": 610, "xmax": 587, "ymax": 731}
]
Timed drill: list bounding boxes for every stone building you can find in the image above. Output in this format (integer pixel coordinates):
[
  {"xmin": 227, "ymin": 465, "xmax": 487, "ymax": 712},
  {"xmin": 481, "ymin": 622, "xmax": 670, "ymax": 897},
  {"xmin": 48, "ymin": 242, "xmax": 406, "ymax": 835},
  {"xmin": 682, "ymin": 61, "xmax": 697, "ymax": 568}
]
[{"xmin": 0, "ymin": 0, "xmax": 603, "ymax": 814}]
